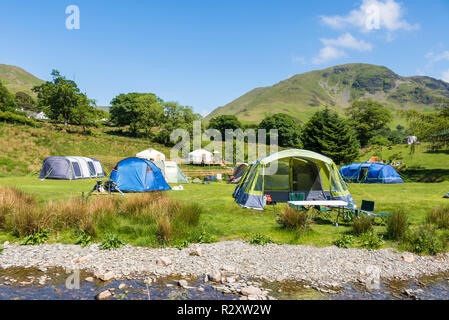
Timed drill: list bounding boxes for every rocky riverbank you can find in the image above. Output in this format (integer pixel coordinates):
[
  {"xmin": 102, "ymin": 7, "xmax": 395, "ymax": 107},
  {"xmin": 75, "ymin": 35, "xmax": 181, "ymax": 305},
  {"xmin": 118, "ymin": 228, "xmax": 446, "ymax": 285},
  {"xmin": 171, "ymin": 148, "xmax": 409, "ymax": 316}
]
[{"xmin": 1, "ymin": 241, "xmax": 449, "ymax": 293}]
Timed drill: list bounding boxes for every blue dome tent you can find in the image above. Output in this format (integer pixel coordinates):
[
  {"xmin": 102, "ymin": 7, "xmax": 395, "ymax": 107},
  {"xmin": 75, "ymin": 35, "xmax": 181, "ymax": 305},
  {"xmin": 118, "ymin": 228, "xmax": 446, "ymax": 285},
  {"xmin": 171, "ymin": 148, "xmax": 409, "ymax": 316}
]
[
  {"xmin": 340, "ymin": 163, "xmax": 404, "ymax": 184},
  {"xmin": 110, "ymin": 158, "xmax": 171, "ymax": 192}
]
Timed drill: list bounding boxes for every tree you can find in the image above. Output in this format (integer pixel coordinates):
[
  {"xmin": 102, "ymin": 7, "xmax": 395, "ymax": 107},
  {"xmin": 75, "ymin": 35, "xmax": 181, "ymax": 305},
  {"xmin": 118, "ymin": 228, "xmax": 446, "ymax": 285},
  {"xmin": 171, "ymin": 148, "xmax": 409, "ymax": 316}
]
[
  {"xmin": 345, "ymin": 100, "xmax": 392, "ymax": 147},
  {"xmin": 207, "ymin": 115, "xmax": 242, "ymax": 137},
  {"xmin": 258, "ymin": 113, "xmax": 301, "ymax": 147},
  {"xmin": 32, "ymin": 70, "xmax": 97, "ymax": 128},
  {"xmin": 155, "ymin": 102, "xmax": 202, "ymax": 145},
  {"xmin": 15, "ymin": 92, "xmax": 38, "ymax": 112},
  {"xmin": 0, "ymin": 81, "xmax": 16, "ymax": 112},
  {"xmin": 302, "ymin": 108, "xmax": 360, "ymax": 164},
  {"xmin": 110, "ymin": 93, "xmax": 164, "ymax": 136}
]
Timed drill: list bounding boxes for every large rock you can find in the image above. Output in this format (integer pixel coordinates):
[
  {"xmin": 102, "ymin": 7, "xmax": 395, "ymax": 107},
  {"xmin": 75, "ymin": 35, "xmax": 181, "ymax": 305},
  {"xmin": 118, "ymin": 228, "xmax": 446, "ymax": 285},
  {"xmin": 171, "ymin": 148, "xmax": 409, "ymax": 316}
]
[
  {"xmin": 97, "ymin": 271, "xmax": 115, "ymax": 281},
  {"xmin": 241, "ymin": 286, "xmax": 263, "ymax": 296},
  {"xmin": 156, "ymin": 256, "xmax": 172, "ymax": 266},
  {"xmin": 74, "ymin": 255, "xmax": 93, "ymax": 264},
  {"xmin": 402, "ymin": 253, "xmax": 416, "ymax": 263},
  {"xmin": 208, "ymin": 271, "xmax": 222, "ymax": 283},
  {"xmin": 96, "ymin": 290, "xmax": 112, "ymax": 300}
]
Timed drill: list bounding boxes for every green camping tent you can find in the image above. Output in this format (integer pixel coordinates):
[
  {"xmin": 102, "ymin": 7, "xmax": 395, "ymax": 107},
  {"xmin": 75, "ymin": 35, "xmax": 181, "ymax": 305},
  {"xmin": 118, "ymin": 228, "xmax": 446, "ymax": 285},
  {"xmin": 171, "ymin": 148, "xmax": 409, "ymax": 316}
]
[{"xmin": 232, "ymin": 149, "xmax": 355, "ymax": 210}]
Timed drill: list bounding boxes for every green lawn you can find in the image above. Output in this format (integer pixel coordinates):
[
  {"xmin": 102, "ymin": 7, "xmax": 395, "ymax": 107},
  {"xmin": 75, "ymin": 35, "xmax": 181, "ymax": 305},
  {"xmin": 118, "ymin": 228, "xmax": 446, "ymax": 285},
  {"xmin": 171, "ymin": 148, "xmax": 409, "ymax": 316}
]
[{"xmin": 1, "ymin": 175, "xmax": 448, "ymax": 249}]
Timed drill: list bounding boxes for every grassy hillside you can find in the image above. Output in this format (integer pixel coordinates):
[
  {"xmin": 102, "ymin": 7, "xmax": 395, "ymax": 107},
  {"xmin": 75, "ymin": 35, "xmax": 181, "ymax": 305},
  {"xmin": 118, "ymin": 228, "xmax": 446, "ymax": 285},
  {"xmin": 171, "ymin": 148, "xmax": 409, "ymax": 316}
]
[
  {"xmin": 0, "ymin": 64, "xmax": 44, "ymax": 94},
  {"xmin": 207, "ymin": 63, "xmax": 449, "ymax": 125},
  {"xmin": 0, "ymin": 122, "xmax": 173, "ymax": 177}
]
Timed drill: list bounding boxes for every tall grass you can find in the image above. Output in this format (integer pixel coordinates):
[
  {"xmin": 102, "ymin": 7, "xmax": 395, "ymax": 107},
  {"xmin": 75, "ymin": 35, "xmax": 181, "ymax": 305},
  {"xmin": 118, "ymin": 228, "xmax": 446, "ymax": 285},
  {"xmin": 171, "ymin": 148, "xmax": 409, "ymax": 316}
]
[
  {"xmin": 427, "ymin": 205, "xmax": 449, "ymax": 229},
  {"xmin": 0, "ymin": 187, "xmax": 203, "ymax": 245},
  {"xmin": 386, "ymin": 208, "xmax": 409, "ymax": 240},
  {"xmin": 351, "ymin": 215, "xmax": 374, "ymax": 236},
  {"xmin": 278, "ymin": 207, "xmax": 312, "ymax": 231}
]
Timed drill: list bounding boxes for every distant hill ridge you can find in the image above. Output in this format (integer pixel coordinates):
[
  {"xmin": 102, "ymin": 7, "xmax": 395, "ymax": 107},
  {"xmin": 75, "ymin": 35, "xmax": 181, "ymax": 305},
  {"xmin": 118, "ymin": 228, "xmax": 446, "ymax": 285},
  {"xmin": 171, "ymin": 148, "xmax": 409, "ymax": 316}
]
[
  {"xmin": 207, "ymin": 63, "xmax": 449, "ymax": 123},
  {"xmin": 0, "ymin": 64, "xmax": 44, "ymax": 95}
]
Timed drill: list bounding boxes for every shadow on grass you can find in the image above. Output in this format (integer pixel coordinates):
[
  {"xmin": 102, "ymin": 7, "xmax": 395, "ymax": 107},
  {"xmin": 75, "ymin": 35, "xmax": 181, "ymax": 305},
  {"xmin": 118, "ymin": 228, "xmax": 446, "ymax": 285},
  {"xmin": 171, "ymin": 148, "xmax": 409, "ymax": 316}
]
[{"xmin": 401, "ymin": 169, "xmax": 449, "ymax": 183}]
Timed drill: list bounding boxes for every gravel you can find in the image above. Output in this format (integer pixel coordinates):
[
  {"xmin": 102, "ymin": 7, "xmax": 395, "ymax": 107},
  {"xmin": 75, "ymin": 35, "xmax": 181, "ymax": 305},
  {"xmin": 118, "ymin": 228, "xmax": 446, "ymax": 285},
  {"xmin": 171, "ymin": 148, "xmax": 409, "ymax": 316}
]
[{"xmin": 1, "ymin": 241, "xmax": 449, "ymax": 288}]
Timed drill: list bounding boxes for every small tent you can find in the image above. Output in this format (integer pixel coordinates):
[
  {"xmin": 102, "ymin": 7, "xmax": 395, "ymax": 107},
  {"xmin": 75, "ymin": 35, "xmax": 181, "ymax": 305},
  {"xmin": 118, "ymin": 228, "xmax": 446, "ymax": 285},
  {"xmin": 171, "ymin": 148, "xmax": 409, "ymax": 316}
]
[
  {"xmin": 39, "ymin": 156, "xmax": 106, "ymax": 180},
  {"xmin": 340, "ymin": 163, "xmax": 404, "ymax": 184},
  {"xmin": 233, "ymin": 149, "xmax": 355, "ymax": 210},
  {"xmin": 188, "ymin": 149, "xmax": 213, "ymax": 165},
  {"xmin": 164, "ymin": 161, "xmax": 189, "ymax": 183},
  {"xmin": 136, "ymin": 148, "xmax": 166, "ymax": 162},
  {"xmin": 443, "ymin": 192, "xmax": 449, "ymax": 199},
  {"xmin": 228, "ymin": 163, "xmax": 248, "ymax": 184},
  {"xmin": 110, "ymin": 157, "xmax": 171, "ymax": 192}
]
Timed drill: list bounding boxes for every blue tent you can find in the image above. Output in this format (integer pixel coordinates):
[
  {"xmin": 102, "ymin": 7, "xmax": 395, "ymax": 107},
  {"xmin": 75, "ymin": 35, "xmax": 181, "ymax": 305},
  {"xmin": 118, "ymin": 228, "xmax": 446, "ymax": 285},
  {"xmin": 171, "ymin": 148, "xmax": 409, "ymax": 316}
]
[
  {"xmin": 340, "ymin": 163, "xmax": 404, "ymax": 184},
  {"xmin": 110, "ymin": 157, "xmax": 171, "ymax": 192}
]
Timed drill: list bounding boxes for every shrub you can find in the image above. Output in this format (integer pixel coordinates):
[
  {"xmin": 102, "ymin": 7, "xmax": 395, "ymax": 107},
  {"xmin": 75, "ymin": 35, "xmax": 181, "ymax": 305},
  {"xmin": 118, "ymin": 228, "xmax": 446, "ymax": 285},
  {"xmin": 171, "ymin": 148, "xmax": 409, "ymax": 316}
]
[
  {"xmin": 75, "ymin": 230, "xmax": 93, "ymax": 247},
  {"xmin": 334, "ymin": 234, "xmax": 355, "ymax": 248},
  {"xmin": 359, "ymin": 231, "xmax": 384, "ymax": 249},
  {"xmin": 279, "ymin": 207, "xmax": 312, "ymax": 231},
  {"xmin": 351, "ymin": 215, "xmax": 374, "ymax": 236},
  {"xmin": 21, "ymin": 229, "xmax": 49, "ymax": 245},
  {"xmin": 403, "ymin": 226, "xmax": 445, "ymax": 255},
  {"xmin": 386, "ymin": 209, "xmax": 409, "ymax": 240},
  {"xmin": 427, "ymin": 205, "xmax": 449, "ymax": 229},
  {"xmin": 248, "ymin": 234, "xmax": 274, "ymax": 246},
  {"xmin": 0, "ymin": 110, "xmax": 39, "ymax": 127},
  {"xmin": 100, "ymin": 233, "xmax": 126, "ymax": 250}
]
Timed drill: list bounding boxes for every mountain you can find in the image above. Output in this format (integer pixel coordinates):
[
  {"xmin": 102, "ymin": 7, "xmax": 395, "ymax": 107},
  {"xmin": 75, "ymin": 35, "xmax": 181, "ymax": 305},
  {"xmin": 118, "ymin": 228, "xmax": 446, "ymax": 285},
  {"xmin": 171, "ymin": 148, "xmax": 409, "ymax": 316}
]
[
  {"xmin": 206, "ymin": 63, "xmax": 449, "ymax": 124},
  {"xmin": 0, "ymin": 64, "xmax": 44, "ymax": 94}
]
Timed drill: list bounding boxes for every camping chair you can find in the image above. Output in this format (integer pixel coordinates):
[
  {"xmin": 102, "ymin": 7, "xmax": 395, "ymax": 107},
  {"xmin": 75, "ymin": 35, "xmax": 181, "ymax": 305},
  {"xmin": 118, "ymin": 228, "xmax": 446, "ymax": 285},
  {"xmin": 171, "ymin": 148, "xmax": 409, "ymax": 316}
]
[
  {"xmin": 357, "ymin": 200, "xmax": 392, "ymax": 226},
  {"xmin": 288, "ymin": 192, "xmax": 306, "ymax": 211}
]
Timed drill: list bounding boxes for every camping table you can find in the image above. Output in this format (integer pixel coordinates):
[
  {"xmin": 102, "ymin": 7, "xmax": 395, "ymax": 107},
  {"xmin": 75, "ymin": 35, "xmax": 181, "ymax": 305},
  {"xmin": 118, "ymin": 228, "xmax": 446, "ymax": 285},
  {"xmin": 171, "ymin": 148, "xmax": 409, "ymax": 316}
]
[{"xmin": 287, "ymin": 200, "xmax": 348, "ymax": 226}]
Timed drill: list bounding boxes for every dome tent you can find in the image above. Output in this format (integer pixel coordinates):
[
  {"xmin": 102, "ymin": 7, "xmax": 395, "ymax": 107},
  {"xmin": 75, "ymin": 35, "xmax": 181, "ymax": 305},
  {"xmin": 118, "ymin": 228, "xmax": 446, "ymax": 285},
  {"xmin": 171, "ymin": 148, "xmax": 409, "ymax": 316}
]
[
  {"xmin": 340, "ymin": 163, "xmax": 404, "ymax": 184},
  {"xmin": 164, "ymin": 161, "xmax": 189, "ymax": 183},
  {"xmin": 136, "ymin": 148, "xmax": 166, "ymax": 162},
  {"xmin": 110, "ymin": 158, "xmax": 171, "ymax": 192},
  {"xmin": 39, "ymin": 156, "xmax": 106, "ymax": 180},
  {"xmin": 233, "ymin": 149, "xmax": 354, "ymax": 210},
  {"xmin": 229, "ymin": 163, "xmax": 248, "ymax": 184}
]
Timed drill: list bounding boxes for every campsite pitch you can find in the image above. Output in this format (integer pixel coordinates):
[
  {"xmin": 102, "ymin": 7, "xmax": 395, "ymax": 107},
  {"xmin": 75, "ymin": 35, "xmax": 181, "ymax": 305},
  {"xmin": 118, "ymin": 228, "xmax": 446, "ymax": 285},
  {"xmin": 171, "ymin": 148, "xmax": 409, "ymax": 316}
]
[{"xmin": 0, "ymin": 176, "xmax": 448, "ymax": 249}]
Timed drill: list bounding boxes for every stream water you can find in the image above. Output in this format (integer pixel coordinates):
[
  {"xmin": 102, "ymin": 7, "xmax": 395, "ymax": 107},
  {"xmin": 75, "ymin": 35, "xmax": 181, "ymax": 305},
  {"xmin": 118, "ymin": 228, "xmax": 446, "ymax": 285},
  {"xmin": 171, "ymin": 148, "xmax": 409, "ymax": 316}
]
[{"xmin": 0, "ymin": 267, "xmax": 448, "ymax": 300}]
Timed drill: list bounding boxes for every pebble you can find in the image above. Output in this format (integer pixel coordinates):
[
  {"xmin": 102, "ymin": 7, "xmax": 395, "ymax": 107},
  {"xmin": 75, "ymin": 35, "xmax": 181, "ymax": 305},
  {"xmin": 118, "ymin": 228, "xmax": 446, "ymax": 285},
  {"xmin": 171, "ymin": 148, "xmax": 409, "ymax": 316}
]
[
  {"xmin": 96, "ymin": 290, "xmax": 112, "ymax": 300},
  {"xmin": 0, "ymin": 241, "xmax": 448, "ymax": 288}
]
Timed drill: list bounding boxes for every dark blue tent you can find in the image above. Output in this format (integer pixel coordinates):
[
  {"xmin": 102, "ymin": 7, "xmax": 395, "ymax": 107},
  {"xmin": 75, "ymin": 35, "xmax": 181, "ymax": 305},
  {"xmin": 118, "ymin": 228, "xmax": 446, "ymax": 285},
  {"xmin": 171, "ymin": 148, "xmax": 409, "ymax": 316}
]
[
  {"xmin": 110, "ymin": 157, "xmax": 171, "ymax": 192},
  {"xmin": 340, "ymin": 163, "xmax": 404, "ymax": 184}
]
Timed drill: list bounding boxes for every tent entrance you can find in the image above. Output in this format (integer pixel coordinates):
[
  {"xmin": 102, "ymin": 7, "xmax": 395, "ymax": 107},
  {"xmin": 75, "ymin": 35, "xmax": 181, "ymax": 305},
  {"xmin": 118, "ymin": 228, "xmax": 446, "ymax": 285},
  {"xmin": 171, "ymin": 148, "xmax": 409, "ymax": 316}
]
[{"xmin": 261, "ymin": 157, "xmax": 325, "ymax": 202}]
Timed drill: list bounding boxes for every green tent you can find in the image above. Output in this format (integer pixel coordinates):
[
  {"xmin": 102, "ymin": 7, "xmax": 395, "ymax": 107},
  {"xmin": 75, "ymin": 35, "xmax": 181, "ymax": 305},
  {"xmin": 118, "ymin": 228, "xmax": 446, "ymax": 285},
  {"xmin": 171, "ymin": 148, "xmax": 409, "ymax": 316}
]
[
  {"xmin": 232, "ymin": 149, "xmax": 355, "ymax": 210},
  {"xmin": 153, "ymin": 161, "xmax": 189, "ymax": 184}
]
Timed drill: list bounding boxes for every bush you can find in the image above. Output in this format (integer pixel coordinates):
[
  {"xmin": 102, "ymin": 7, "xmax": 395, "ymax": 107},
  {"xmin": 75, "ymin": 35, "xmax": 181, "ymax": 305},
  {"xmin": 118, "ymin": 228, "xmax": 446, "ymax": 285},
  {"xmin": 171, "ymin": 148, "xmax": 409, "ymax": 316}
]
[
  {"xmin": 351, "ymin": 215, "xmax": 374, "ymax": 236},
  {"xmin": 248, "ymin": 234, "xmax": 274, "ymax": 246},
  {"xmin": 359, "ymin": 230, "xmax": 384, "ymax": 249},
  {"xmin": 278, "ymin": 207, "xmax": 312, "ymax": 231},
  {"xmin": 386, "ymin": 209, "xmax": 409, "ymax": 240},
  {"xmin": 100, "ymin": 233, "xmax": 126, "ymax": 250},
  {"xmin": 368, "ymin": 135, "xmax": 391, "ymax": 147},
  {"xmin": 21, "ymin": 229, "xmax": 49, "ymax": 245},
  {"xmin": 404, "ymin": 226, "xmax": 445, "ymax": 255},
  {"xmin": 427, "ymin": 205, "xmax": 449, "ymax": 229},
  {"xmin": 334, "ymin": 234, "xmax": 355, "ymax": 248},
  {"xmin": 75, "ymin": 230, "xmax": 93, "ymax": 247},
  {"xmin": 0, "ymin": 110, "xmax": 38, "ymax": 127}
]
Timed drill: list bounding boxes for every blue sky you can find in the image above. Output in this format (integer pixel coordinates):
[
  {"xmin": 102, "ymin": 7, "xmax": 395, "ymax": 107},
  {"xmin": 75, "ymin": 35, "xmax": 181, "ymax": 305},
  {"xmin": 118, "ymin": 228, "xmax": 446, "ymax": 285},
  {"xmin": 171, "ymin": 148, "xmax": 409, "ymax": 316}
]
[{"xmin": 1, "ymin": 0, "xmax": 449, "ymax": 115}]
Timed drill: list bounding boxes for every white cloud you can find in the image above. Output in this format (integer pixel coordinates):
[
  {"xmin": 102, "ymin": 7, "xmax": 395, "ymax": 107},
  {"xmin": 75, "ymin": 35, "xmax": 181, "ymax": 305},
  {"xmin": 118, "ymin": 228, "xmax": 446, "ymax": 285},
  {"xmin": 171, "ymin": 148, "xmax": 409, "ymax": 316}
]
[
  {"xmin": 321, "ymin": 0, "xmax": 419, "ymax": 33},
  {"xmin": 312, "ymin": 33, "xmax": 372, "ymax": 64},
  {"xmin": 442, "ymin": 69, "xmax": 449, "ymax": 83},
  {"xmin": 312, "ymin": 46, "xmax": 347, "ymax": 65},
  {"xmin": 321, "ymin": 32, "xmax": 373, "ymax": 51},
  {"xmin": 292, "ymin": 56, "xmax": 306, "ymax": 64},
  {"xmin": 427, "ymin": 51, "xmax": 449, "ymax": 63}
]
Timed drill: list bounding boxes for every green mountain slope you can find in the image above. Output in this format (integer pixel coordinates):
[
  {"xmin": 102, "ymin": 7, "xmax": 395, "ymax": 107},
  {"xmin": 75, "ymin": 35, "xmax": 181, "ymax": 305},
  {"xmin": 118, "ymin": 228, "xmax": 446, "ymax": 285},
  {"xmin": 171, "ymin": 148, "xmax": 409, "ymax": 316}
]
[
  {"xmin": 0, "ymin": 64, "xmax": 44, "ymax": 94},
  {"xmin": 207, "ymin": 63, "xmax": 449, "ymax": 124}
]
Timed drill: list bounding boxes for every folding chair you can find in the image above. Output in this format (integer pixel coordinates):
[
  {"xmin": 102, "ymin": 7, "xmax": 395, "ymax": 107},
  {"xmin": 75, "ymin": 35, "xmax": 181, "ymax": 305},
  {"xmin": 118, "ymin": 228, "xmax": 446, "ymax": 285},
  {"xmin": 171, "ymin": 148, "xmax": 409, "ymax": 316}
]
[{"xmin": 288, "ymin": 192, "xmax": 306, "ymax": 211}]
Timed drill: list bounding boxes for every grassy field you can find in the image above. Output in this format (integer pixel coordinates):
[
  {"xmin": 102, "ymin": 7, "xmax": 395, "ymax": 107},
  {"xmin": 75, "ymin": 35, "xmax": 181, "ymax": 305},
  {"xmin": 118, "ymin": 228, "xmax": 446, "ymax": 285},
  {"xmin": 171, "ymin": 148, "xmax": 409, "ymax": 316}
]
[{"xmin": 1, "ymin": 175, "xmax": 448, "ymax": 250}]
